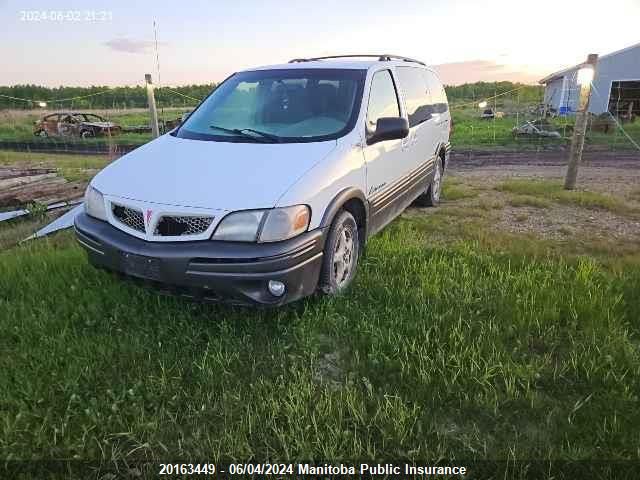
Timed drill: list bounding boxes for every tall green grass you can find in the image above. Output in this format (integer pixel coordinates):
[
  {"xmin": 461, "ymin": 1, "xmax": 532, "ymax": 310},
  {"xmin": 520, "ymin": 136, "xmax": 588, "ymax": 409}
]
[{"xmin": 1, "ymin": 220, "xmax": 639, "ymax": 474}]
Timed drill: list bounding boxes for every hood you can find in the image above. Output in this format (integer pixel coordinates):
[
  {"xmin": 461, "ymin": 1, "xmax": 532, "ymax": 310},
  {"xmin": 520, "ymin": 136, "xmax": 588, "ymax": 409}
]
[
  {"xmin": 92, "ymin": 134, "xmax": 337, "ymax": 211},
  {"xmin": 82, "ymin": 121, "xmax": 117, "ymax": 128}
]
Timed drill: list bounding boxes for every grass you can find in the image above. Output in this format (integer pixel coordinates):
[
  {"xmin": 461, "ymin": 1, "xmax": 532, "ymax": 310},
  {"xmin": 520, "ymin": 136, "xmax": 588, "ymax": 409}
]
[
  {"xmin": 0, "ymin": 151, "xmax": 112, "ymax": 182},
  {"xmin": 0, "ymin": 216, "xmax": 48, "ymax": 250},
  {"xmin": 1, "ymin": 104, "xmax": 639, "ymax": 152},
  {"xmin": 0, "ymin": 109, "xmax": 191, "ymax": 144},
  {"xmin": 496, "ymin": 179, "xmax": 637, "ymax": 215},
  {"xmin": 2, "ymin": 202, "xmax": 640, "ymax": 478},
  {"xmin": 450, "ymin": 104, "xmax": 640, "ymax": 151},
  {"xmin": 508, "ymin": 195, "xmax": 552, "ymax": 209},
  {"xmin": 442, "ymin": 181, "xmax": 477, "ymax": 201}
]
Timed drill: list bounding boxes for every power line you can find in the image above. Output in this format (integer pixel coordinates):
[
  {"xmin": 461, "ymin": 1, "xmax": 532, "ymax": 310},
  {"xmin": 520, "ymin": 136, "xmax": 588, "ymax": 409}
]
[
  {"xmin": 0, "ymin": 86, "xmax": 202, "ymax": 106},
  {"xmin": 0, "ymin": 94, "xmax": 32, "ymax": 103},
  {"xmin": 161, "ymin": 88, "xmax": 202, "ymax": 103},
  {"xmin": 0, "ymin": 89, "xmax": 111, "ymax": 104}
]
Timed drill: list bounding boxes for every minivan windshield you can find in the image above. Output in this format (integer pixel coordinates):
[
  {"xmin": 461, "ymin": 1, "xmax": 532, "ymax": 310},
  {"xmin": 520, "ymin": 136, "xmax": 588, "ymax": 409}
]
[{"xmin": 175, "ymin": 69, "xmax": 366, "ymax": 143}]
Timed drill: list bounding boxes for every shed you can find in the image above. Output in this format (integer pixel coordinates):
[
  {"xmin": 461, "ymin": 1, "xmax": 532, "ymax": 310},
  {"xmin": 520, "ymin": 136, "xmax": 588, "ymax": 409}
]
[{"xmin": 540, "ymin": 42, "xmax": 640, "ymax": 116}]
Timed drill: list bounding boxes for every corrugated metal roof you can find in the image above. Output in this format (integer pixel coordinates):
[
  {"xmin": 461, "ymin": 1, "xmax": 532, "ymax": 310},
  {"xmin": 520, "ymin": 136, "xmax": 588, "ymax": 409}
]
[{"xmin": 539, "ymin": 42, "xmax": 640, "ymax": 84}]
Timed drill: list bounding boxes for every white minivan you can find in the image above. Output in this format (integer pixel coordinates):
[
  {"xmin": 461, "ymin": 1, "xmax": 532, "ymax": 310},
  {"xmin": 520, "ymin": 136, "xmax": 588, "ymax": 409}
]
[{"xmin": 75, "ymin": 54, "xmax": 451, "ymax": 305}]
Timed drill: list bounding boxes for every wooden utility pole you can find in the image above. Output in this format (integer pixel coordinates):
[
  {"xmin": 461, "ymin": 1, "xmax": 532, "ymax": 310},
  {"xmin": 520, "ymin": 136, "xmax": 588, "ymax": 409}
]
[
  {"xmin": 564, "ymin": 54, "xmax": 598, "ymax": 190},
  {"xmin": 145, "ymin": 73, "xmax": 160, "ymax": 138}
]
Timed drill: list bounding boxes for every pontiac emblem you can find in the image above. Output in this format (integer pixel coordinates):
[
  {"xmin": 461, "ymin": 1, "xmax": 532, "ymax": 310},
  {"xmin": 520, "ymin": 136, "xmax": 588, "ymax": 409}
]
[{"xmin": 145, "ymin": 209, "xmax": 153, "ymax": 228}]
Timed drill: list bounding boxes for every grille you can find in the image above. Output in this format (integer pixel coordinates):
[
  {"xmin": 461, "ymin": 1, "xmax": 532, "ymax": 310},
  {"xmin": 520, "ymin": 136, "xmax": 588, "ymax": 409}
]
[
  {"xmin": 112, "ymin": 204, "xmax": 145, "ymax": 233},
  {"xmin": 154, "ymin": 215, "xmax": 214, "ymax": 236}
]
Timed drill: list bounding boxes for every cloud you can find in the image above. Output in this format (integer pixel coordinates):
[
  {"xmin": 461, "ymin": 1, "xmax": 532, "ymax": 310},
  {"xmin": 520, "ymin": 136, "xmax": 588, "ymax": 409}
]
[
  {"xmin": 432, "ymin": 60, "xmax": 542, "ymax": 85},
  {"xmin": 103, "ymin": 38, "xmax": 159, "ymax": 54}
]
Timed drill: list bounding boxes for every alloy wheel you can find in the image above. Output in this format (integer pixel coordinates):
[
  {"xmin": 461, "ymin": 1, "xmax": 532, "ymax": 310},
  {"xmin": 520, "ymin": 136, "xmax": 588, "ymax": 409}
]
[
  {"xmin": 333, "ymin": 227, "xmax": 355, "ymax": 287},
  {"xmin": 432, "ymin": 161, "xmax": 442, "ymax": 201}
]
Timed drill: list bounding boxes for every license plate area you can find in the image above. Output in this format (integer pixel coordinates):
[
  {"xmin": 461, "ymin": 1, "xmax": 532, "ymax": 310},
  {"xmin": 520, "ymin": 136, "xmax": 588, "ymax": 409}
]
[{"xmin": 120, "ymin": 252, "xmax": 161, "ymax": 281}]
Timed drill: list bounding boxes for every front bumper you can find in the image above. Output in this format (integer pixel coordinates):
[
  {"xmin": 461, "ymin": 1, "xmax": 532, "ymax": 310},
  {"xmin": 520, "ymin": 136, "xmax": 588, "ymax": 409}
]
[{"xmin": 74, "ymin": 213, "xmax": 325, "ymax": 306}]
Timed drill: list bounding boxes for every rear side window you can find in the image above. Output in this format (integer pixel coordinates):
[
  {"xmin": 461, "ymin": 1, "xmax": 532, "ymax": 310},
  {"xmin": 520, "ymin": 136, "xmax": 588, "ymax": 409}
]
[
  {"xmin": 423, "ymin": 70, "xmax": 449, "ymax": 114},
  {"xmin": 366, "ymin": 70, "xmax": 400, "ymax": 132},
  {"xmin": 395, "ymin": 67, "xmax": 432, "ymax": 127}
]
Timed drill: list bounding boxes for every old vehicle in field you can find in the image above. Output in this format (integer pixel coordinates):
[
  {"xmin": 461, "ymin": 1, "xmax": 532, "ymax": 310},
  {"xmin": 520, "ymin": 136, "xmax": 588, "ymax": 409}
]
[
  {"xmin": 33, "ymin": 112, "xmax": 121, "ymax": 138},
  {"xmin": 76, "ymin": 54, "xmax": 451, "ymax": 305}
]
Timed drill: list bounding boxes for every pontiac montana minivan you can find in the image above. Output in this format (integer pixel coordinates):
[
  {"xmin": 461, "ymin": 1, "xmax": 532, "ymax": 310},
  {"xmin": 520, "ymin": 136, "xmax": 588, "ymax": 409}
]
[{"xmin": 75, "ymin": 54, "xmax": 451, "ymax": 305}]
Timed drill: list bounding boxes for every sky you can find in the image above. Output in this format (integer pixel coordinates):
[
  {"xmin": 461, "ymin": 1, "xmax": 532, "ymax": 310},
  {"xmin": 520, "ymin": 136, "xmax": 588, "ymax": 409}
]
[{"xmin": 1, "ymin": 0, "xmax": 639, "ymax": 87}]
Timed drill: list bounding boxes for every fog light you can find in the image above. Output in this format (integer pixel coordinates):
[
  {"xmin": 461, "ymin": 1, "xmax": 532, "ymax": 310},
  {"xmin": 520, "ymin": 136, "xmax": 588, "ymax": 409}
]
[{"xmin": 268, "ymin": 280, "xmax": 286, "ymax": 297}]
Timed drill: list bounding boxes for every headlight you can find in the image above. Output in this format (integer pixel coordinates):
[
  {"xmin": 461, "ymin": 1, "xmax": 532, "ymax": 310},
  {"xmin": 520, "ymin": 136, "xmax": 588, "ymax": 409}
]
[
  {"xmin": 259, "ymin": 205, "xmax": 310, "ymax": 242},
  {"xmin": 211, "ymin": 205, "xmax": 310, "ymax": 242},
  {"xmin": 84, "ymin": 185, "xmax": 107, "ymax": 221},
  {"xmin": 211, "ymin": 210, "xmax": 265, "ymax": 242}
]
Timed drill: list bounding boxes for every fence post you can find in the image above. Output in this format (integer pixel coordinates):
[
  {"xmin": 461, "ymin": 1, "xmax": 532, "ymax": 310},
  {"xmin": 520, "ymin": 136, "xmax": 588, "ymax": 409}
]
[
  {"xmin": 145, "ymin": 74, "xmax": 160, "ymax": 138},
  {"xmin": 564, "ymin": 54, "xmax": 598, "ymax": 190}
]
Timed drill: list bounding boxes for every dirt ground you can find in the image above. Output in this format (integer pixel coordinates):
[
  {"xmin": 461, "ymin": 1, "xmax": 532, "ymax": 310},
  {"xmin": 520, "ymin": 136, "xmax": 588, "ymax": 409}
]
[{"xmin": 447, "ymin": 151, "xmax": 640, "ymax": 242}]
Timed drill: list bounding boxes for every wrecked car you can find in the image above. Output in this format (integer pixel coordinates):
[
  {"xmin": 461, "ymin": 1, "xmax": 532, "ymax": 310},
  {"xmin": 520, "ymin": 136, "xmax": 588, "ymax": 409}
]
[{"xmin": 34, "ymin": 113, "xmax": 122, "ymax": 138}]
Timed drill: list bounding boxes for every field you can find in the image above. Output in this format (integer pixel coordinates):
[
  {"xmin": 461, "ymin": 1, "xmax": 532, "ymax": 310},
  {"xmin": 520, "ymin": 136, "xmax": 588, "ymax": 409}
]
[
  {"xmin": 1, "ymin": 98, "xmax": 639, "ymax": 153},
  {"xmin": 0, "ymin": 108, "xmax": 191, "ymax": 145},
  {"xmin": 2, "ymin": 155, "xmax": 640, "ymax": 478},
  {"xmin": 450, "ymin": 102, "xmax": 640, "ymax": 151}
]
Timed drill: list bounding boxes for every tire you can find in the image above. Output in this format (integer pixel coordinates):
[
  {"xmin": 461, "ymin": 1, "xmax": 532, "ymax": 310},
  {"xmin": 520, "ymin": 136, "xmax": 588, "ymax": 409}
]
[
  {"xmin": 318, "ymin": 210, "xmax": 359, "ymax": 295},
  {"xmin": 415, "ymin": 156, "xmax": 444, "ymax": 207},
  {"xmin": 80, "ymin": 130, "xmax": 94, "ymax": 139},
  {"xmin": 36, "ymin": 130, "xmax": 47, "ymax": 138}
]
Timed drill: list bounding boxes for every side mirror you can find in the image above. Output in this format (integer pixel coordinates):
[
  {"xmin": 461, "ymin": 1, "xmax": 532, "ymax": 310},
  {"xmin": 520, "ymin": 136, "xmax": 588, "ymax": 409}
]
[{"xmin": 367, "ymin": 117, "xmax": 409, "ymax": 145}]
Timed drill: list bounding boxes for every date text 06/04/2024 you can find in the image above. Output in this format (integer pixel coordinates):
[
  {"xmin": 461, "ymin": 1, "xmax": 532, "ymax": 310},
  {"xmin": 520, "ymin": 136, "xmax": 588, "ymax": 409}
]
[{"xmin": 157, "ymin": 463, "xmax": 468, "ymax": 476}]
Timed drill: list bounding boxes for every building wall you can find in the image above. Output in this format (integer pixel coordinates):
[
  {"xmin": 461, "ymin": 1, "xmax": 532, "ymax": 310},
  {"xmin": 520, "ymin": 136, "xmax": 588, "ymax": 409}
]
[
  {"xmin": 544, "ymin": 73, "xmax": 580, "ymax": 114},
  {"xmin": 589, "ymin": 45, "xmax": 640, "ymax": 114},
  {"xmin": 544, "ymin": 78, "xmax": 564, "ymax": 110},
  {"xmin": 543, "ymin": 44, "xmax": 640, "ymax": 115},
  {"xmin": 562, "ymin": 72, "xmax": 580, "ymax": 113}
]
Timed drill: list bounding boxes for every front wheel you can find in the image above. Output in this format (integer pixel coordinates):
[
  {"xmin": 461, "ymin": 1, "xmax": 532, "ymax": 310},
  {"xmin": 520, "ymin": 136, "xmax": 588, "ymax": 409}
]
[
  {"xmin": 80, "ymin": 130, "xmax": 94, "ymax": 139},
  {"xmin": 318, "ymin": 210, "xmax": 359, "ymax": 295}
]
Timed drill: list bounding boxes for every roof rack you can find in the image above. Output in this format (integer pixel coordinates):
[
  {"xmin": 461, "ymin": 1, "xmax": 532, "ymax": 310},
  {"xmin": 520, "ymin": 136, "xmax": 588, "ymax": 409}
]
[{"xmin": 288, "ymin": 54, "xmax": 426, "ymax": 66}]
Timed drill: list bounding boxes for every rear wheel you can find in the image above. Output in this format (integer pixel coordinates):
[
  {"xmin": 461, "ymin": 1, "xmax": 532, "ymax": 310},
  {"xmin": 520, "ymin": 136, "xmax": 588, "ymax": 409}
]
[
  {"xmin": 415, "ymin": 156, "xmax": 443, "ymax": 207},
  {"xmin": 36, "ymin": 130, "xmax": 48, "ymax": 138},
  {"xmin": 318, "ymin": 210, "xmax": 359, "ymax": 295},
  {"xmin": 80, "ymin": 129, "xmax": 94, "ymax": 139}
]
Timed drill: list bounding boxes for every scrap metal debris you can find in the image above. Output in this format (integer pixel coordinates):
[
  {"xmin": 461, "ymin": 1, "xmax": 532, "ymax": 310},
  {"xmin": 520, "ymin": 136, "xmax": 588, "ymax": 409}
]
[
  {"xmin": 512, "ymin": 120, "xmax": 562, "ymax": 138},
  {"xmin": 0, "ymin": 199, "xmax": 82, "ymax": 223},
  {"xmin": 122, "ymin": 116, "xmax": 184, "ymax": 134},
  {"xmin": 0, "ymin": 207, "xmax": 28, "ymax": 223},
  {"xmin": 22, "ymin": 204, "xmax": 83, "ymax": 241}
]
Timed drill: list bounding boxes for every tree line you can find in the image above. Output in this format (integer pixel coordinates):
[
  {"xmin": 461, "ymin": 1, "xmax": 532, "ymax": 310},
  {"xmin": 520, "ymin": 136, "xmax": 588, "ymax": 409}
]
[
  {"xmin": 0, "ymin": 81, "xmax": 544, "ymax": 110},
  {"xmin": 0, "ymin": 84, "xmax": 216, "ymax": 110},
  {"xmin": 445, "ymin": 81, "xmax": 543, "ymax": 104}
]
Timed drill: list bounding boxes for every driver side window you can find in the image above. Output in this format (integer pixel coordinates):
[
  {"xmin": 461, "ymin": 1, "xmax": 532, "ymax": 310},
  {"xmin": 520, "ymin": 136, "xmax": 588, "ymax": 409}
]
[{"xmin": 366, "ymin": 70, "xmax": 400, "ymax": 134}]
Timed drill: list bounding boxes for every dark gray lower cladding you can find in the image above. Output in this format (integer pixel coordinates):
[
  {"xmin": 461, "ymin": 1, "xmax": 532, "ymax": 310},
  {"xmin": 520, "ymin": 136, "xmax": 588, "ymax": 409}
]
[{"xmin": 74, "ymin": 212, "xmax": 326, "ymax": 305}]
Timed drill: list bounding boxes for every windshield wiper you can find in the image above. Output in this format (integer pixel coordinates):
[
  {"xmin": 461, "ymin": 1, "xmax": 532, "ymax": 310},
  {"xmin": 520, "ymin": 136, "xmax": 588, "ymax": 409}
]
[
  {"xmin": 237, "ymin": 128, "xmax": 281, "ymax": 143},
  {"xmin": 209, "ymin": 125, "xmax": 280, "ymax": 143}
]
